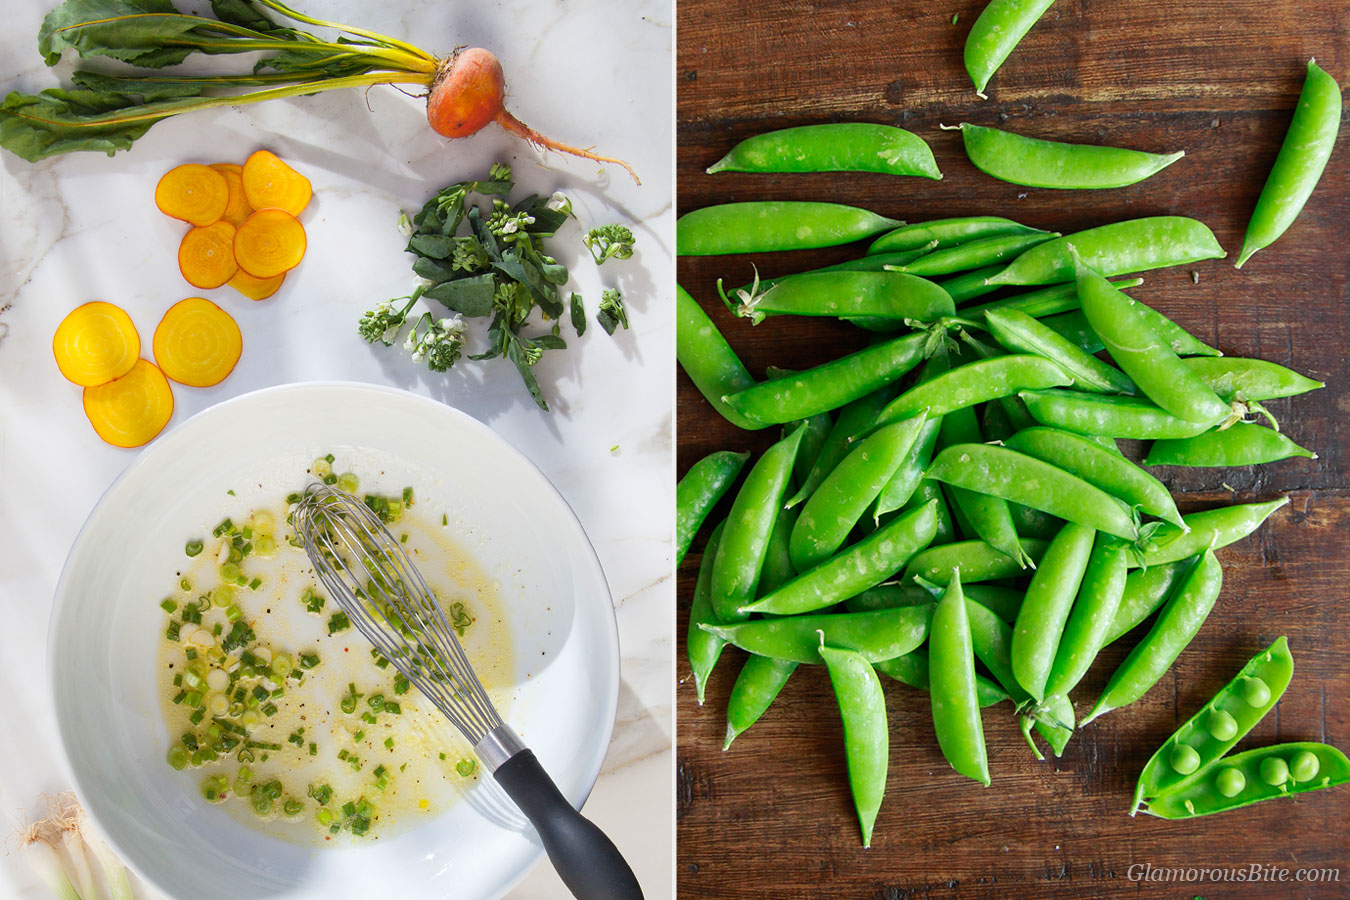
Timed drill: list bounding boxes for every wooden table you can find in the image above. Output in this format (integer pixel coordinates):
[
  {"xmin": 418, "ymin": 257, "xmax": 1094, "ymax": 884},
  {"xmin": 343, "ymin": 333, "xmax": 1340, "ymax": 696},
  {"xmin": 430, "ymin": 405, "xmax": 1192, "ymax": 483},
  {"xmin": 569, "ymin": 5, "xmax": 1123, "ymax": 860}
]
[{"xmin": 676, "ymin": 2, "xmax": 1349, "ymax": 896}]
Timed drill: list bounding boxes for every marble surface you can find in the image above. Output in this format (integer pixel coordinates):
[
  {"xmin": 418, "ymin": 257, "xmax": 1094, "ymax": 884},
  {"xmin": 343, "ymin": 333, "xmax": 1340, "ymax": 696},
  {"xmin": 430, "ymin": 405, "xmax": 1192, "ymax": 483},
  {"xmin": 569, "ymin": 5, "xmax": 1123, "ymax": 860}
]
[{"xmin": 0, "ymin": 1, "xmax": 673, "ymax": 898}]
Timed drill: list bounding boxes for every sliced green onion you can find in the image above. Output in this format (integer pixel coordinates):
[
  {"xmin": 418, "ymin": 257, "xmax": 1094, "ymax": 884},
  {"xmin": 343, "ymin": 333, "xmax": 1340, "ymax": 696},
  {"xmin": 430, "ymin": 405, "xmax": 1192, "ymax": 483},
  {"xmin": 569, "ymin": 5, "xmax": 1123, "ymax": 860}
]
[{"xmin": 185, "ymin": 539, "xmax": 204, "ymax": 557}]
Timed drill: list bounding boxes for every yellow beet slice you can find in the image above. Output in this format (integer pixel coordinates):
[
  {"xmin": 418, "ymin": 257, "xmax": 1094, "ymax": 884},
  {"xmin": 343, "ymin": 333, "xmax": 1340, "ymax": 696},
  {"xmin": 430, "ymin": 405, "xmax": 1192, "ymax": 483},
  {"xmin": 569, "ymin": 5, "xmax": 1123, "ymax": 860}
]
[
  {"xmin": 209, "ymin": 163, "xmax": 254, "ymax": 228},
  {"xmin": 155, "ymin": 164, "xmax": 229, "ymax": 226},
  {"xmin": 52, "ymin": 301, "xmax": 141, "ymax": 387},
  {"xmin": 241, "ymin": 150, "xmax": 311, "ymax": 217},
  {"xmin": 233, "ymin": 208, "xmax": 306, "ymax": 278},
  {"xmin": 228, "ymin": 268, "xmax": 285, "ymax": 301},
  {"xmin": 153, "ymin": 297, "xmax": 243, "ymax": 387},
  {"xmin": 179, "ymin": 221, "xmax": 239, "ymax": 289},
  {"xmin": 82, "ymin": 359, "xmax": 175, "ymax": 448}
]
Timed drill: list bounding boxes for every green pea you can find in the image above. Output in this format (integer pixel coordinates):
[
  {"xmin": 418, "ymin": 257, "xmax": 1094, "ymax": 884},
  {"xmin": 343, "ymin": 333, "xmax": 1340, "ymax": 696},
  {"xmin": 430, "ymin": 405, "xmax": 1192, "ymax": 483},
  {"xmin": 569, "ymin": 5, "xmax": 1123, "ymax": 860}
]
[
  {"xmin": 1144, "ymin": 424, "xmax": 1317, "ymax": 468},
  {"xmin": 1170, "ymin": 744, "xmax": 1202, "ymax": 776},
  {"xmin": 677, "ymin": 201, "xmax": 901, "ymax": 256},
  {"xmin": 1236, "ymin": 61, "xmax": 1343, "ymax": 268},
  {"xmin": 708, "ymin": 123, "xmax": 941, "ymax": 179},
  {"xmin": 963, "ymin": 0, "xmax": 1056, "ymax": 96},
  {"xmin": 870, "ymin": 216, "xmax": 1045, "ymax": 254},
  {"xmin": 676, "ymin": 285, "xmax": 760, "ymax": 430},
  {"xmin": 1206, "ymin": 709, "xmax": 1239, "ymax": 742},
  {"xmin": 676, "ymin": 451, "xmax": 750, "ymax": 566},
  {"xmin": 1289, "ymin": 750, "xmax": 1321, "ymax": 782},
  {"xmin": 1215, "ymin": 767, "xmax": 1246, "ymax": 798},
  {"xmin": 957, "ymin": 123, "xmax": 1185, "ymax": 189},
  {"xmin": 1240, "ymin": 676, "xmax": 1273, "ymax": 709},
  {"xmin": 1260, "ymin": 756, "xmax": 1290, "ymax": 787}
]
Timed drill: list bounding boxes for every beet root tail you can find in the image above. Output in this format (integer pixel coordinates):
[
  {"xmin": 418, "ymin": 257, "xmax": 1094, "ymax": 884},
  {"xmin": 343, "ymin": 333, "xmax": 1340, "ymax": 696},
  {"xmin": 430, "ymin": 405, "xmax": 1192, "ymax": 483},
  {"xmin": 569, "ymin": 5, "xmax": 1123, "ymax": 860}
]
[{"xmin": 494, "ymin": 109, "xmax": 641, "ymax": 186}]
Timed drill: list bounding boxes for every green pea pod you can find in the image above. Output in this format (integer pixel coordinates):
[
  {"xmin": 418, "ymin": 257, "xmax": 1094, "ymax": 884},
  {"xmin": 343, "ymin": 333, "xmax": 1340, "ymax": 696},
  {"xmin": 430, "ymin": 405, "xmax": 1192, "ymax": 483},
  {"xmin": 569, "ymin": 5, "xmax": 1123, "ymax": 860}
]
[
  {"xmin": 957, "ymin": 123, "xmax": 1185, "ymax": 189},
  {"xmin": 745, "ymin": 499, "xmax": 939, "ymax": 616},
  {"xmin": 1104, "ymin": 560, "xmax": 1188, "ymax": 645},
  {"xmin": 1145, "ymin": 742, "xmax": 1350, "ymax": 820},
  {"xmin": 786, "ymin": 411, "xmax": 832, "ymax": 489},
  {"xmin": 1020, "ymin": 389, "xmax": 1216, "ymax": 439},
  {"xmin": 730, "ymin": 248, "xmax": 939, "ymax": 301},
  {"xmin": 1236, "ymin": 61, "xmax": 1343, "ymax": 268},
  {"xmin": 937, "ymin": 264, "xmax": 1008, "ymax": 303},
  {"xmin": 927, "ymin": 443, "xmax": 1138, "ymax": 540},
  {"xmin": 955, "ymin": 330, "xmax": 1039, "ymax": 433},
  {"xmin": 870, "ymin": 216, "xmax": 1045, "ymax": 254},
  {"xmin": 676, "ymin": 450, "xmax": 750, "ymax": 564},
  {"xmin": 707, "ymin": 123, "xmax": 942, "ymax": 179},
  {"xmin": 687, "ymin": 521, "xmax": 727, "ymax": 705},
  {"xmin": 1041, "ymin": 307, "xmax": 1222, "ymax": 359},
  {"xmin": 1004, "ymin": 426, "xmax": 1184, "ymax": 527},
  {"xmin": 1135, "ymin": 496, "xmax": 1289, "ymax": 568},
  {"xmin": 1077, "ymin": 261, "xmax": 1229, "ymax": 425},
  {"xmin": 981, "ymin": 400, "xmax": 1017, "ymax": 442},
  {"xmin": 791, "ymin": 414, "xmax": 928, "ymax": 571},
  {"xmin": 734, "ymin": 271, "xmax": 955, "ymax": 326},
  {"xmin": 963, "ymin": 277, "xmax": 1144, "ymax": 321},
  {"xmin": 897, "ymin": 478, "xmax": 958, "ymax": 545},
  {"xmin": 676, "ymin": 284, "xmax": 762, "ymax": 430},
  {"xmin": 702, "ymin": 605, "xmax": 933, "ymax": 665},
  {"xmin": 888, "ymin": 231, "xmax": 1060, "ymax": 278},
  {"xmin": 963, "ymin": 0, "xmax": 1056, "ymax": 96},
  {"xmin": 1011, "ymin": 522, "xmax": 1095, "ymax": 702},
  {"xmin": 1025, "ymin": 695, "xmax": 1076, "ymax": 760},
  {"xmin": 846, "ymin": 582, "xmax": 1023, "ymax": 625},
  {"xmin": 875, "ymin": 650, "xmax": 1011, "ymax": 708},
  {"xmin": 1132, "ymin": 637, "xmax": 1294, "ymax": 814},
  {"xmin": 1085, "ymin": 551, "xmax": 1224, "ymax": 725},
  {"xmin": 1010, "ymin": 502, "xmax": 1063, "ymax": 541},
  {"xmin": 904, "ymin": 538, "xmax": 1049, "ymax": 585},
  {"xmin": 788, "ymin": 383, "xmax": 898, "ymax": 508},
  {"xmin": 722, "ymin": 333, "xmax": 930, "ymax": 428},
  {"xmin": 984, "ymin": 217, "xmax": 1225, "ymax": 286},
  {"xmin": 873, "ymin": 355, "xmax": 1072, "ymax": 429},
  {"xmin": 1043, "ymin": 532, "xmax": 1128, "ymax": 699},
  {"xmin": 985, "ymin": 307, "xmax": 1136, "ymax": 394},
  {"xmin": 929, "ymin": 571, "xmax": 991, "ymax": 786},
  {"xmin": 1182, "ymin": 357, "xmax": 1323, "ymax": 402},
  {"xmin": 677, "ymin": 201, "xmax": 902, "ymax": 256},
  {"xmin": 872, "ymin": 342, "xmax": 951, "ymax": 518},
  {"xmin": 710, "ymin": 428, "xmax": 804, "ymax": 621},
  {"xmin": 1145, "ymin": 423, "xmax": 1316, "ymax": 467},
  {"xmin": 819, "ymin": 644, "xmax": 890, "ymax": 847}
]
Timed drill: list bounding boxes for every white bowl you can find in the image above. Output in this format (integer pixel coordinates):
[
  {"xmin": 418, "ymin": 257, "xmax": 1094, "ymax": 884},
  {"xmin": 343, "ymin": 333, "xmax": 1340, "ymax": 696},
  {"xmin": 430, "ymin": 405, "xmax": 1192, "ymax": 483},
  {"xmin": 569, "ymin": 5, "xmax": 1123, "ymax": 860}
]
[{"xmin": 49, "ymin": 382, "xmax": 619, "ymax": 900}]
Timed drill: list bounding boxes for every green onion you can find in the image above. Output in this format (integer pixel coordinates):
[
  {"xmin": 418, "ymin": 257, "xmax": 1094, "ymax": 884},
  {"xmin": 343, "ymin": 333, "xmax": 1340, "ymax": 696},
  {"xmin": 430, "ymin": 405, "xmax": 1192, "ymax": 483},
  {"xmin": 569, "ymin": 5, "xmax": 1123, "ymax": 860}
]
[
  {"xmin": 337, "ymin": 472, "xmax": 359, "ymax": 493},
  {"xmin": 185, "ymin": 540, "xmax": 204, "ymax": 557},
  {"xmin": 165, "ymin": 622, "xmax": 181, "ymax": 642},
  {"xmin": 166, "ymin": 746, "xmax": 188, "ymax": 770},
  {"xmin": 160, "ymin": 598, "xmax": 177, "ymax": 613},
  {"xmin": 299, "ymin": 652, "xmax": 320, "ymax": 669},
  {"xmin": 328, "ymin": 611, "xmax": 351, "ymax": 634},
  {"xmin": 283, "ymin": 799, "xmax": 304, "ymax": 817},
  {"xmin": 212, "ymin": 519, "xmax": 233, "ymax": 538},
  {"xmin": 384, "ymin": 737, "xmax": 394, "ymax": 749},
  {"xmin": 456, "ymin": 758, "xmax": 476, "ymax": 777},
  {"xmin": 201, "ymin": 775, "xmax": 229, "ymax": 803}
]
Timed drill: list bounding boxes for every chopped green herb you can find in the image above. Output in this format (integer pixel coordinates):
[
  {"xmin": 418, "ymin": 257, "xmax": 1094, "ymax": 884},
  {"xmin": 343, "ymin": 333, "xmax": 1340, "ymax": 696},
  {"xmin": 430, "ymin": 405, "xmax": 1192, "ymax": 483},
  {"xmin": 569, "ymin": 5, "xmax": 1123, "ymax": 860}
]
[{"xmin": 328, "ymin": 611, "xmax": 351, "ymax": 634}]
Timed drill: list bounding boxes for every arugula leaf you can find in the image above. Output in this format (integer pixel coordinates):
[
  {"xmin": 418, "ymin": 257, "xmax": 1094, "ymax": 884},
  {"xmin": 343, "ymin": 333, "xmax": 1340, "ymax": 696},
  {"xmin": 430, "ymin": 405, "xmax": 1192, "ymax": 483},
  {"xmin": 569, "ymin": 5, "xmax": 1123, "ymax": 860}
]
[
  {"xmin": 411, "ymin": 256, "xmax": 456, "ymax": 283},
  {"xmin": 570, "ymin": 293, "xmax": 587, "ymax": 336},
  {"xmin": 408, "ymin": 234, "xmax": 455, "ymax": 259},
  {"xmin": 423, "ymin": 274, "xmax": 495, "ymax": 318}
]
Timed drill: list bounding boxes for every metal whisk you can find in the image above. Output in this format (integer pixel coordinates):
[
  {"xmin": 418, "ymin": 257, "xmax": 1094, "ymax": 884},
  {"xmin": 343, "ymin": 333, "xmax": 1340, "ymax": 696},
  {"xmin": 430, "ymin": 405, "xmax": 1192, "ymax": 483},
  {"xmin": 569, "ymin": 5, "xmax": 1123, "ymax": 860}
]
[{"xmin": 293, "ymin": 484, "xmax": 641, "ymax": 900}]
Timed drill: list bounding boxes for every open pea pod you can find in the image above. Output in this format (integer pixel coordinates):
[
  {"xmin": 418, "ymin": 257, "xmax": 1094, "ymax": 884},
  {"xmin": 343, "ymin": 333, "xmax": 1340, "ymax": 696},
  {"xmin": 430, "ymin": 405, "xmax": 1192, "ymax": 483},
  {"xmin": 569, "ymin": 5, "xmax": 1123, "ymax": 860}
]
[
  {"xmin": 1131, "ymin": 636, "xmax": 1294, "ymax": 814},
  {"xmin": 1142, "ymin": 742, "xmax": 1350, "ymax": 820}
]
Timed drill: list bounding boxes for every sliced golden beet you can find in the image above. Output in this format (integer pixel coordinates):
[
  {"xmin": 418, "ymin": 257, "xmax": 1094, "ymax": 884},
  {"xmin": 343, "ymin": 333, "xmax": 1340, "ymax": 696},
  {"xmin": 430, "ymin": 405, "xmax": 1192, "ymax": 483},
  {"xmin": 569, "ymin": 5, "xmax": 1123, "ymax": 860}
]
[
  {"xmin": 155, "ymin": 164, "xmax": 229, "ymax": 226},
  {"xmin": 52, "ymin": 301, "xmax": 141, "ymax": 387},
  {"xmin": 228, "ymin": 268, "xmax": 285, "ymax": 301},
  {"xmin": 82, "ymin": 358, "xmax": 175, "ymax": 448},
  {"xmin": 209, "ymin": 162, "xmax": 254, "ymax": 228},
  {"xmin": 234, "ymin": 208, "xmax": 306, "ymax": 278},
  {"xmin": 179, "ymin": 221, "xmax": 239, "ymax": 289},
  {"xmin": 153, "ymin": 297, "xmax": 243, "ymax": 388},
  {"xmin": 241, "ymin": 150, "xmax": 311, "ymax": 217}
]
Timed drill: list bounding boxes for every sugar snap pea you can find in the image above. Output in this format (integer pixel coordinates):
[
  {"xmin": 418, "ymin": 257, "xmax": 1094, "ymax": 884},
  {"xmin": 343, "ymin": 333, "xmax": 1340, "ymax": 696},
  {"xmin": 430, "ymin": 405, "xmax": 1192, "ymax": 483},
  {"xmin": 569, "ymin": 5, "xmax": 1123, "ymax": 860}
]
[
  {"xmin": 954, "ymin": 330, "xmax": 1038, "ymax": 432},
  {"xmin": 677, "ymin": 201, "xmax": 902, "ymax": 256},
  {"xmin": 731, "ymin": 247, "xmax": 938, "ymax": 300},
  {"xmin": 875, "ymin": 650, "xmax": 1010, "ymax": 708},
  {"xmin": 1134, "ymin": 497, "xmax": 1289, "ymax": 568},
  {"xmin": 926, "ymin": 443, "xmax": 1139, "ymax": 540},
  {"xmin": 1043, "ymin": 533, "xmax": 1128, "ymax": 700},
  {"xmin": 897, "ymin": 478, "xmax": 958, "ymax": 545},
  {"xmin": 1104, "ymin": 560, "xmax": 1188, "ymax": 645},
  {"xmin": 1182, "ymin": 356, "xmax": 1323, "ymax": 402},
  {"xmin": 1236, "ymin": 61, "xmax": 1343, "ymax": 268},
  {"xmin": 872, "ymin": 355, "xmax": 1072, "ymax": 430},
  {"xmin": 786, "ymin": 409, "xmax": 832, "ymax": 489},
  {"xmin": 1085, "ymin": 550, "xmax": 1223, "ymax": 724},
  {"xmin": 791, "ymin": 414, "xmax": 928, "ymax": 571},
  {"xmin": 963, "ymin": 0, "xmax": 1056, "ymax": 96},
  {"xmin": 1020, "ymin": 389, "xmax": 1217, "ymax": 439},
  {"xmin": 869, "ymin": 216, "xmax": 1045, "ymax": 254},
  {"xmin": 887, "ymin": 230, "xmax": 1059, "ymax": 277},
  {"xmin": 845, "ymin": 582, "xmax": 1023, "ymax": 625},
  {"xmin": 744, "ymin": 499, "xmax": 939, "ymax": 616},
  {"xmin": 904, "ymin": 538, "xmax": 1049, "ymax": 585},
  {"xmin": 702, "ymin": 605, "xmax": 933, "ymax": 664},
  {"xmin": 929, "ymin": 571, "xmax": 991, "ymax": 786},
  {"xmin": 1132, "ymin": 637, "xmax": 1294, "ymax": 813},
  {"xmin": 1144, "ymin": 423, "xmax": 1316, "ymax": 467},
  {"xmin": 956, "ymin": 123, "xmax": 1184, "ymax": 189},
  {"xmin": 962, "ymin": 277, "xmax": 1144, "ymax": 321},
  {"xmin": 721, "ymin": 334, "xmax": 930, "ymax": 429},
  {"xmin": 1077, "ymin": 261, "xmax": 1229, "ymax": 425},
  {"xmin": 819, "ymin": 644, "xmax": 889, "ymax": 847},
  {"xmin": 984, "ymin": 217, "xmax": 1225, "ymax": 286},
  {"xmin": 937, "ymin": 264, "xmax": 1008, "ymax": 303},
  {"xmin": 677, "ymin": 285, "xmax": 762, "ymax": 430},
  {"xmin": 732, "ymin": 270, "xmax": 955, "ymax": 325},
  {"xmin": 707, "ymin": 123, "xmax": 942, "ymax": 179},
  {"xmin": 1042, "ymin": 305, "xmax": 1222, "ymax": 358},
  {"xmin": 710, "ymin": 427, "xmax": 804, "ymax": 621},
  {"xmin": 688, "ymin": 521, "xmax": 727, "ymax": 705},
  {"xmin": 676, "ymin": 450, "xmax": 750, "ymax": 564},
  {"xmin": 1004, "ymin": 426, "xmax": 1184, "ymax": 527},
  {"xmin": 1144, "ymin": 742, "xmax": 1350, "ymax": 819},
  {"xmin": 872, "ymin": 344, "xmax": 951, "ymax": 518},
  {"xmin": 1011, "ymin": 522, "xmax": 1095, "ymax": 702},
  {"xmin": 985, "ymin": 306, "xmax": 1136, "ymax": 394},
  {"xmin": 789, "ymin": 383, "xmax": 898, "ymax": 508}
]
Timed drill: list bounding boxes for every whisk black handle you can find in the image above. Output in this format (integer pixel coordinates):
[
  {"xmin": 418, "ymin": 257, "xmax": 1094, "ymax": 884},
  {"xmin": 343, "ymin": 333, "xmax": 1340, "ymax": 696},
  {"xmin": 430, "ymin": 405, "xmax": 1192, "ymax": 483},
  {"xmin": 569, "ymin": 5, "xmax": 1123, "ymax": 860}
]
[{"xmin": 493, "ymin": 749, "xmax": 644, "ymax": 900}]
